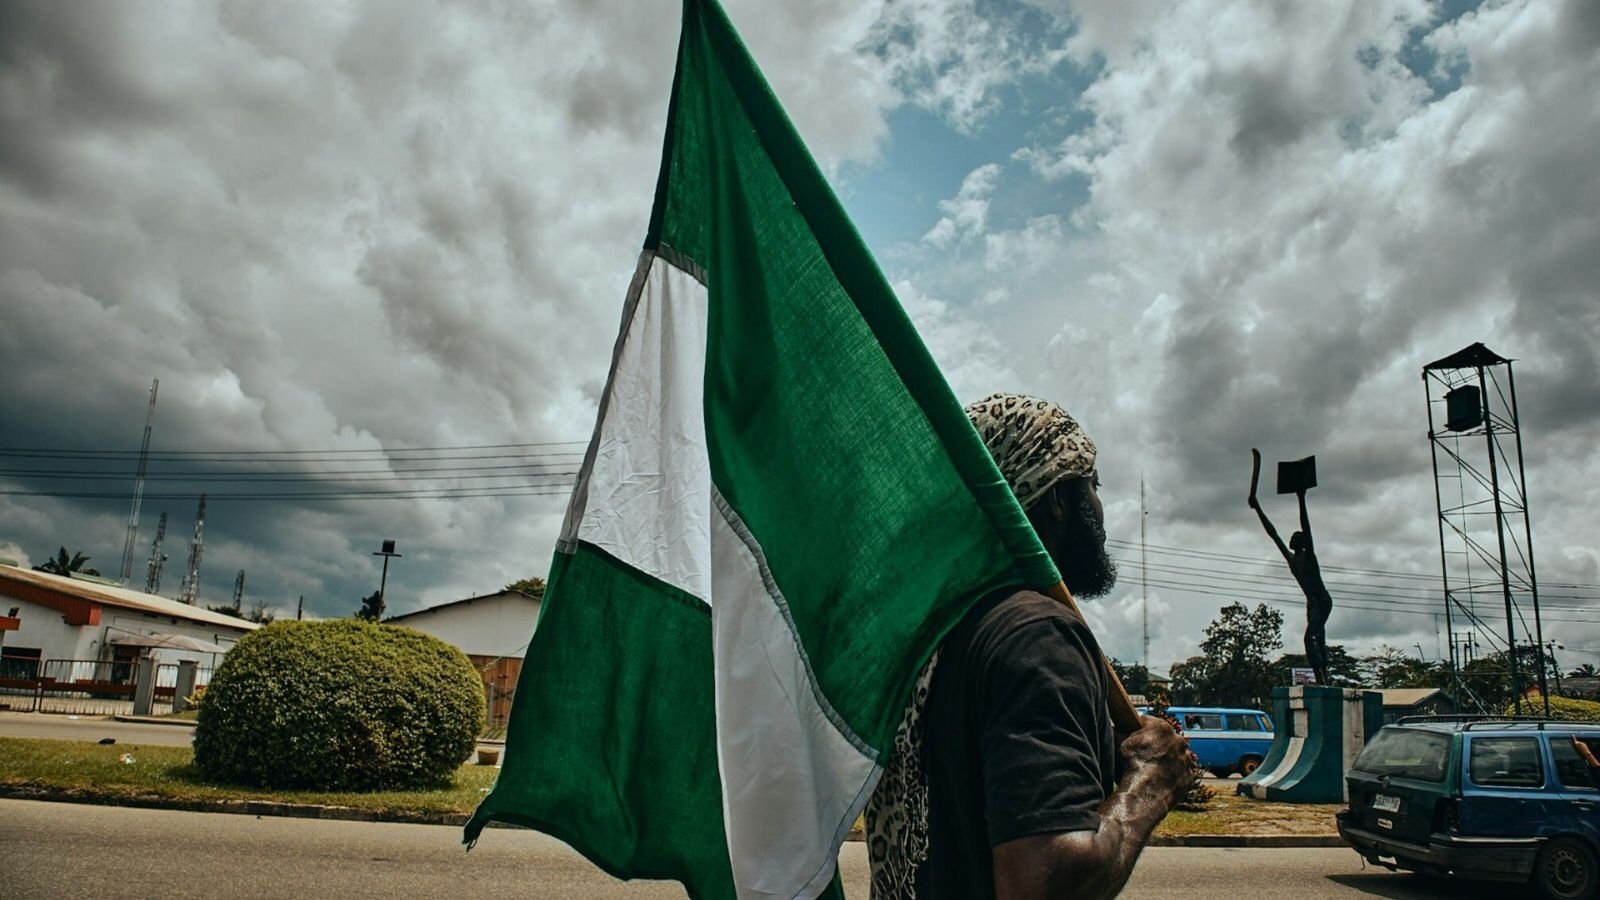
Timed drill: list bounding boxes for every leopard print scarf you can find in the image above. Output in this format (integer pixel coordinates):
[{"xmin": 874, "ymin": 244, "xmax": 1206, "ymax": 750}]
[
  {"xmin": 865, "ymin": 650, "xmax": 938, "ymax": 900},
  {"xmin": 964, "ymin": 393, "xmax": 1097, "ymax": 509}
]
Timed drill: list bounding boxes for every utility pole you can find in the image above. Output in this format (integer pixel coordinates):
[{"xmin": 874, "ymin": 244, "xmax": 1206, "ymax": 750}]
[
  {"xmin": 118, "ymin": 379, "xmax": 159, "ymax": 586},
  {"xmin": 372, "ymin": 540, "xmax": 402, "ymax": 620},
  {"xmin": 1140, "ymin": 477, "xmax": 1149, "ymax": 672},
  {"xmin": 296, "ymin": 594, "xmax": 304, "ymax": 621}
]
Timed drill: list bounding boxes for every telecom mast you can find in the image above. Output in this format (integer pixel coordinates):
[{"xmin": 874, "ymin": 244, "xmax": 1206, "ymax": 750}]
[
  {"xmin": 1140, "ymin": 477, "xmax": 1150, "ymax": 672},
  {"xmin": 118, "ymin": 379, "xmax": 159, "ymax": 586},
  {"xmin": 144, "ymin": 511, "xmax": 168, "ymax": 594},
  {"xmin": 232, "ymin": 570, "xmax": 246, "ymax": 614},
  {"xmin": 177, "ymin": 494, "xmax": 207, "ymax": 605}
]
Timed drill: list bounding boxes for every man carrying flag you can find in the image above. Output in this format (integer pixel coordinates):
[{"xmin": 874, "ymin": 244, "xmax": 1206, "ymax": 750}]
[
  {"xmin": 465, "ymin": 2, "xmax": 1184, "ymax": 898},
  {"xmin": 867, "ymin": 394, "xmax": 1193, "ymax": 900}
]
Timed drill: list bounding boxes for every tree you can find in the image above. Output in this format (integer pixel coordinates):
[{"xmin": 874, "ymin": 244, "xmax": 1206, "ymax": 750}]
[
  {"xmin": 1109, "ymin": 659, "xmax": 1154, "ymax": 698},
  {"xmin": 503, "ymin": 577, "xmax": 547, "ymax": 602},
  {"xmin": 1168, "ymin": 603, "xmax": 1284, "ymax": 708},
  {"xmin": 1274, "ymin": 644, "xmax": 1363, "ymax": 688},
  {"xmin": 1570, "ymin": 664, "xmax": 1598, "ymax": 678},
  {"xmin": 34, "ymin": 547, "xmax": 99, "ymax": 577},
  {"xmin": 1363, "ymin": 645, "xmax": 1446, "ymax": 690},
  {"xmin": 1457, "ymin": 645, "xmax": 1561, "ymax": 712},
  {"xmin": 355, "ymin": 590, "xmax": 383, "ymax": 621},
  {"xmin": 247, "ymin": 598, "xmax": 276, "ymax": 625}
]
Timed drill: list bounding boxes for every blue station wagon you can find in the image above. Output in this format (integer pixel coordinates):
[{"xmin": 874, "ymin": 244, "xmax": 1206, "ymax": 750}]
[
  {"xmin": 1152, "ymin": 706, "xmax": 1275, "ymax": 777},
  {"xmin": 1337, "ymin": 719, "xmax": 1600, "ymax": 899}
]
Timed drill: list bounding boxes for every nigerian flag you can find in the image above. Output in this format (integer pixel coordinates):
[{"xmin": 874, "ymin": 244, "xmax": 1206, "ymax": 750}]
[{"xmin": 464, "ymin": 1, "xmax": 1059, "ymax": 897}]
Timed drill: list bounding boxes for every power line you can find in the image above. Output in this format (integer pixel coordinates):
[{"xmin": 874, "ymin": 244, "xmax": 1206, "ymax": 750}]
[
  {"xmin": 1106, "ymin": 537, "xmax": 1600, "ymax": 593},
  {"xmin": 0, "ymin": 439, "xmax": 589, "ymax": 458}
]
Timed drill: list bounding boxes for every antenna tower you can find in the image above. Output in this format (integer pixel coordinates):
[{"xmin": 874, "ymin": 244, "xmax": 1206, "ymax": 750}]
[
  {"xmin": 1423, "ymin": 343, "xmax": 1546, "ymax": 716},
  {"xmin": 177, "ymin": 494, "xmax": 207, "ymax": 605},
  {"xmin": 1140, "ymin": 477, "xmax": 1149, "ymax": 672},
  {"xmin": 144, "ymin": 511, "xmax": 168, "ymax": 594},
  {"xmin": 118, "ymin": 379, "xmax": 159, "ymax": 586},
  {"xmin": 232, "ymin": 570, "xmax": 246, "ymax": 614}
]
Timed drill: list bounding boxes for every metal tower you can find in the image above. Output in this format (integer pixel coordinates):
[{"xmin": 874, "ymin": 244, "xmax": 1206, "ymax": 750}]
[
  {"xmin": 144, "ymin": 511, "xmax": 169, "ymax": 594},
  {"xmin": 177, "ymin": 494, "xmax": 207, "ymax": 605},
  {"xmin": 232, "ymin": 570, "xmax": 246, "ymax": 614},
  {"xmin": 118, "ymin": 379, "xmax": 159, "ymax": 586},
  {"xmin": 1423, "ymin": 343, "xmax": 1546, "ymax": 715}
]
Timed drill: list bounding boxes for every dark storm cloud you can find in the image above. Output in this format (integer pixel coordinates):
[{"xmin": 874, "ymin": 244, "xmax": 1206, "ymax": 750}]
[{"xmin": 0, "ymin": 0, "xmax": 911, "ymax": 617}]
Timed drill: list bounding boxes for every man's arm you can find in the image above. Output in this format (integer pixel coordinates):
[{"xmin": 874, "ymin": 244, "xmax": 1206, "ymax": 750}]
[
  {"xmin": 1250, "ymin": 499, "xmax": 1293, "ymax": 562},
  {"xmin": 1297, "ymin": 491, "xmax": 1314, "ymax": 552},
  {"xmin": 993, "ymin": 717, "xmax": 1191, "ymax": 900}
]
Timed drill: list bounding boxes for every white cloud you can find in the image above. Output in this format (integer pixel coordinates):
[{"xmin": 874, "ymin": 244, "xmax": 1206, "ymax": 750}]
[{"xmin": 922, "ymin": 163, "xmax": 1003, "ymax": 246}]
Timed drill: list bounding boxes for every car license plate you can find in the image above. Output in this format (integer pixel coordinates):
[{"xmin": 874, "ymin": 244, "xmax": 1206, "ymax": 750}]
[{"xmin": 1372, "ymin": 794, "xmax": 1402, "ymax": 813}]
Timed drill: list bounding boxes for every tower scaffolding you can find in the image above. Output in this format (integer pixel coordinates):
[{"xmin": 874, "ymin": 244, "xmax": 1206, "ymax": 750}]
[{"xmin": 1423, "ymin": 343, "xmax": 1546, "ymax": 715}]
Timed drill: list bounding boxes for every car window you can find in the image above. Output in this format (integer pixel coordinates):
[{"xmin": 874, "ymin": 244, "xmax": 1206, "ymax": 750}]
[
  {"xmin": 1469, "ymin": 737, "xmax": 1544, "ymax": 788},
  {"xmin": 1554, "ymin": 737, "xmax": 1600, "ymax": 791},
  {"xmin": 1182, "ymin": 714, "xmax": 1224, "ymax": 731},
  {"xmin": 1228, "ymin": 714, "xmax": 1264, "ymax": 732},
  {"xmin": 1353, "ymin": 728, "xmax": 1452, "ymax": 782}
]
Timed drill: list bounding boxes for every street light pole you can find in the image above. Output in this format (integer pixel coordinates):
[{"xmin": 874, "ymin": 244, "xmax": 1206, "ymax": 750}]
[{"xmin": 372, "ymin": 540, "xmax": 402, "ymax": 620}]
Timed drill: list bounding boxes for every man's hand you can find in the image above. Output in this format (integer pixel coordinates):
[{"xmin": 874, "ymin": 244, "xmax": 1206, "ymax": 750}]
[
  {"xmin": 1117, "ymin": 716, "xmax": 1193, "ymax": 812},
  {"xmin": 994, "ymin": 716, "xmax": 1193, "ymax": 900}
]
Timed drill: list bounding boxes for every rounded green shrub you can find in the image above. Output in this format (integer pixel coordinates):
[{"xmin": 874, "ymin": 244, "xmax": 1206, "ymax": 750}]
[{"xmin": 194, "ymin": 619, "xmax": 486, "ymax": 791}]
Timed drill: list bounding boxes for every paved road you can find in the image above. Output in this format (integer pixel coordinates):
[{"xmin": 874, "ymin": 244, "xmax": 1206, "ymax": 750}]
[
  {"xmin": 1, "ymin": 799, "xmax": 1506, "ymax": 899},
  {"xmin": 0, "ymin": 710, "xmax": 194, "ymax": 747}
]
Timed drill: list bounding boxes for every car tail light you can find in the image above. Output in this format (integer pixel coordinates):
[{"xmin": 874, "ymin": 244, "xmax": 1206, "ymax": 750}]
[{"xmin": 1432, "ymin": 799, "xmax": 1460, "ymax": 834}]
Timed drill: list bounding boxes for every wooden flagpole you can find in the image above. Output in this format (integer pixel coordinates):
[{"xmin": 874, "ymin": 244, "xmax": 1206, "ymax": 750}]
[{"xmin": 1046, "ymin": 580, "xmax": 1143, "ymax": 733}]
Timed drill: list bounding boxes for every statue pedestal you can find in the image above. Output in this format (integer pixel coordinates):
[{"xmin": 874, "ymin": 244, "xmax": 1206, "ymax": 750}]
[{"xmin": 1237, "ymin": 685, "xmax": 1382, "ymax": 803}]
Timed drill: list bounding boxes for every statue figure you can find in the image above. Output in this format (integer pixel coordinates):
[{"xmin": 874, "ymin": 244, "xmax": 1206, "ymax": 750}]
[{"xmin": 1249, "ymin": 449, "xmax": 1333, "ymax": 686}]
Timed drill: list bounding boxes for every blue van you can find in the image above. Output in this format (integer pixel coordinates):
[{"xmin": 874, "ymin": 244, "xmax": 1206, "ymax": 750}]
[{"xmin": 1155, "ymin": 706, "xmax": 1275, "ymax": 777}]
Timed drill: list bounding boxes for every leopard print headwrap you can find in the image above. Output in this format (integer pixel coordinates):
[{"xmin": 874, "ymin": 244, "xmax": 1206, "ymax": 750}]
[
  {"xmin": 964, "ymin": 393, "xmax": 1097, "ymax": 509},
  {"xmin": 866, "ymin": 394, "xmax": 1096, "ymax": 899}
]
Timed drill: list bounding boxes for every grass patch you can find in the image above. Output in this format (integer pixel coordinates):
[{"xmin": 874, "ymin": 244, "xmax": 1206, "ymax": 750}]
[
  {"xmin": 0, "ymin": 737, "xmax": 498, "ymax": 818},
  {"xmin": 1155, "ymin": 788, "xmax": 1339, "ymax": 836}
]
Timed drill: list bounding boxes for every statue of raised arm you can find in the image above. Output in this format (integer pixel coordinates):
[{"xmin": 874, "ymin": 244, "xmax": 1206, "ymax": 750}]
[{"xmin": 1249, "ymin": 449, "xmax": 1334, "ymax": 686}]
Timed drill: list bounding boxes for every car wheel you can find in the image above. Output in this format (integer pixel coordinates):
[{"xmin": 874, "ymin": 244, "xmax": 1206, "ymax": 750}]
[
  {"xmin": 1535, "ymin": 836, "xmax": 1597, "ymax": 900},
  {"xmin": 1238, "ymin": 756, "xmax": 1263, "ymax": 777}
]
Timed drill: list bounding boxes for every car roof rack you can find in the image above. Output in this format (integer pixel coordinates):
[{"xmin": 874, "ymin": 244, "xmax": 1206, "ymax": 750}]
[{"xmin": 1394, "ymin": 714, "xmax": 1600, "ymax": 731}]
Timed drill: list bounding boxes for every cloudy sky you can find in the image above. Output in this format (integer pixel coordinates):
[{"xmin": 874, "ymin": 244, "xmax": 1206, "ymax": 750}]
[{"xmin": 2, "ymin": 0, "xmax": 1596, "ymax": 676}]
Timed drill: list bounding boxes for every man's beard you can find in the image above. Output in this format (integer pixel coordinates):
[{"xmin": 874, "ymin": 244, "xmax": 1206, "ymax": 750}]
[{"xmin": 1059, "ymin": 491, "xmax": 1117, "ymax": 599}]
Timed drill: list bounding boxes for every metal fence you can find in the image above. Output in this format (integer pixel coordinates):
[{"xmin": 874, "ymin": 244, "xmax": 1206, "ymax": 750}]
[{"xmin": 0, "ymin": 658, "xmax": 212, "ymax": 717}]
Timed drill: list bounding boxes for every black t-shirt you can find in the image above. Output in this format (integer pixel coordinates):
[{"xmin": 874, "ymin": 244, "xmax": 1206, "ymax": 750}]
[{"xmin": 917, "ymin": 589, "xmax": 1116, "ymax": 899}]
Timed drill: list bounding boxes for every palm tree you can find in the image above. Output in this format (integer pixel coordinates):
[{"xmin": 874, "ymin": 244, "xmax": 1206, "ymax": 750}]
[
  {"xmin": 1568, "ymin": 663, "xmax": 1598, "ymax": 678},
  {"xmin": 34, "ymin": 547, "xmax": 99, "ymax": 577}
]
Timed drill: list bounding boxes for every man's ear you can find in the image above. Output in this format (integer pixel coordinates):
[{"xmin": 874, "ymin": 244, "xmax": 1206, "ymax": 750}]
[{"xmin": 1047, "ymin": 481, "xmax": 1070, "ymax": 520}]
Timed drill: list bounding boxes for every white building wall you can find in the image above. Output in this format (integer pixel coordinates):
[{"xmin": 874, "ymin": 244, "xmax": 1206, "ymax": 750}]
[
  {"xmin": 393, "ymin": 593, "xmax": 540, "ymax": 658},
  {"xmin": 0, "ymin": 595, "xmax": 252, "ymax": 667},
  {"xmin": 0, "ymin": 596, "xmax": 88, "ymax": 661}
]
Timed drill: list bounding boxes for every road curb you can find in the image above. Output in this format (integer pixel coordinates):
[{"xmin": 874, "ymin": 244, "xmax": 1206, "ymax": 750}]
[
  {"xmin": 112, "ymin": 715, "xmax": 198, "ymax": 728},
  {"xmin": 0, "ymin": 784, "xmax": 526, "ymax": 831},
  {"xmin": 0, "ymin": 785, "xmax": 1342, "ymax": 848},
  {"xmin": 839, "ymin": 828, "xmax": 1340, "ymax": 847},
  {"xmin": 1149, "ymin": 834, "xmax": 1344, "ymax": 848}
]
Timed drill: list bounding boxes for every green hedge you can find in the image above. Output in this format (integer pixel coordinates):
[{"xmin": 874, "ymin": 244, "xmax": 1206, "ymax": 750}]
[{"xmin": 194, "ymin": 619, "xmax": 486, "ymax": 791}]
